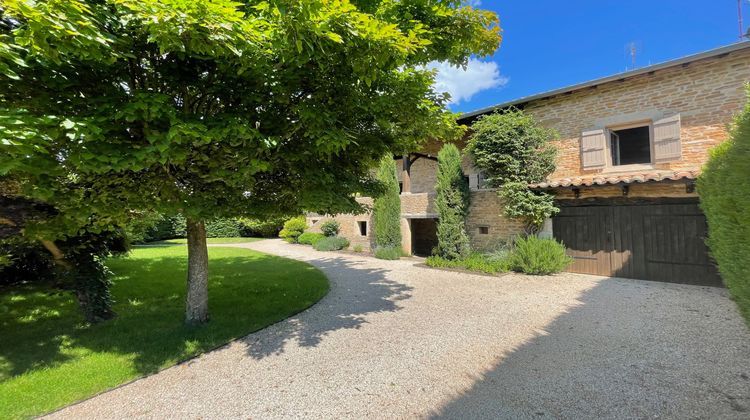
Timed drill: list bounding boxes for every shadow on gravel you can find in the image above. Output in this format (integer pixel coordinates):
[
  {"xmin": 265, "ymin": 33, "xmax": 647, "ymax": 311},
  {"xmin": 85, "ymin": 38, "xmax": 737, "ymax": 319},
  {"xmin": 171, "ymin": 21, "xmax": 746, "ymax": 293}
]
[
  {"xmin": 242, "ymin": 255, "xmax": 412, "ymax": 359},
  {"xmin": 428, "ymin": 278, "xmax": 750, "ymax": 419}
]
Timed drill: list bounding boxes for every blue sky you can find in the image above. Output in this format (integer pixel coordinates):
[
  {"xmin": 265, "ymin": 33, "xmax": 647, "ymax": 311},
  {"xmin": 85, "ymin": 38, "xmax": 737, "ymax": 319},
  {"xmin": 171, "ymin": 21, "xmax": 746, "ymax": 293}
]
[{"xmin": 438, "ymin": 0, "xmax": 750, "ymax": 114}]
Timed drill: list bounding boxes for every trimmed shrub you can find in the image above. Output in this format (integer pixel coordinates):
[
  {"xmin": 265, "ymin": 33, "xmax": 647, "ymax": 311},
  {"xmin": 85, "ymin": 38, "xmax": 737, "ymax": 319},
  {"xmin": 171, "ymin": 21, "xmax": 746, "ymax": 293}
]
[
  {"xmin": 278, "ymin": 216, "xmax": 307, "ymax": 243},
  {"xmin": 298, "ymin": 232, "xmax": 325, "ymax": 245},
  {"xmin": 205, "ymin": 218, "xmax": 242, "ymax": 238},
  {"xmin": 374, "ymin": 246, "xmax": 401, "ymax": 260},
  {"xmin": 237, "ymin": 217, "xmax": 285, "ymax": 237},
  {"xmin": 320, "ymin": 220, "xmax": 340, "ymax": 237},
  {"xmin": 508, "ymin": 236, "xmax": 572, "ymax": 275},
  {"xmin": 373, "ymin": 156, "xmax": 401, "ymax": 251},
  {"xmin": 313, "ymin": 236, "xmax": 350, "ymax": 251},
  {"xmin": 435, "ymin": 143, "xmax": 471, "ymax": 259},
  {"xmin": 425, "ymin": 253, "xmax": 508, "ymax": 274},
  {"xmin": 699, "ymin": 86, "xmax": 750, "ymax": 324}
]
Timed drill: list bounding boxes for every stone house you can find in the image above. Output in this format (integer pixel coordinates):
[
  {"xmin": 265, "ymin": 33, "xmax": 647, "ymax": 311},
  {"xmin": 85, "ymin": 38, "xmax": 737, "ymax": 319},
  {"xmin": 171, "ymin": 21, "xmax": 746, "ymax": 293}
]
[{"xmin": 307, "ymin": 42, "xmax": 750, "ymax": 285}]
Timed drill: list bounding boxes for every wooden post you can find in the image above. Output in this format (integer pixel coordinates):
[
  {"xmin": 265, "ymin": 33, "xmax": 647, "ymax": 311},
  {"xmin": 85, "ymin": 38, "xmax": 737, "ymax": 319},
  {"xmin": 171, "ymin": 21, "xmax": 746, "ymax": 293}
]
[{"xmin": 402, "ymin": 154, "xmax": 411, "ymax": 194}]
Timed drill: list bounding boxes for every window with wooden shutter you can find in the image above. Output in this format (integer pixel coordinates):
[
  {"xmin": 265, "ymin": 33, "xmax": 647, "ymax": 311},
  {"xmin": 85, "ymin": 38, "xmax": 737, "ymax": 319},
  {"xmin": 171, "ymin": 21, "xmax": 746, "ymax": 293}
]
[
  {"xmin": 653, "ymin": 114, "xmax": 682, "ymax": 162},
  {"xmin": 468, "ymin": 173, "xmax": 478, "ymax": 190},
  {"xmin": 581, "ymin": 129, "xmax": 607, "ymax": 169}
]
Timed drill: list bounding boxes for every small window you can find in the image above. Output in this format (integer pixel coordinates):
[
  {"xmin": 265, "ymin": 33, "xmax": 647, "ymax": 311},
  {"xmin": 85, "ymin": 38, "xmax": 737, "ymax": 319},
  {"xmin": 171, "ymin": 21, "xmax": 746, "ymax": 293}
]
[
  {"xmin": 478, "ymin": 226, "xmax": 489, "ymax": 235},
  {"xmin": 358, "ymin": 221, "xmax": 367, "ymax": 236},
  {"xmin": 610, "ymin": 125, "xmax": 651, "ymax": 165},
  {"xmin": 311, "ymin": 219, "xmax": 319, "ymax": 225},
  {"xmin": 463, "ymin": 175, "xmax": 470, "ymax": 186},
  {"xmin": 399, "ymin": 182, "xmax": 403, "ymax": 194}
]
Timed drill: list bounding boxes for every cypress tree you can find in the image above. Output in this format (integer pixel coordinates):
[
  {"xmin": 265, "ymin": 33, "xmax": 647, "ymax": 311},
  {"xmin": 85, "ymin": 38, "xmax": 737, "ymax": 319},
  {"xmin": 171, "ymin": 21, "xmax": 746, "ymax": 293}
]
[
  {"xmin": 373, "ymin": 156, "xmax": 402, "ymax": 250},
  {"xmin": 435, "ymin": 144, "xmax": 471, "ymax": 259}
]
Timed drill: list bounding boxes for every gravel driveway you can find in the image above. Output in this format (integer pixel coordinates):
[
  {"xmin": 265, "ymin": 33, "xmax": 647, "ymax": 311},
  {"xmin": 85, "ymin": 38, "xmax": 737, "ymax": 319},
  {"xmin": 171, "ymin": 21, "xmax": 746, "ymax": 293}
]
[{"xmin": 48, "ymin": 239, "xmax": 750, "ymax": 419}]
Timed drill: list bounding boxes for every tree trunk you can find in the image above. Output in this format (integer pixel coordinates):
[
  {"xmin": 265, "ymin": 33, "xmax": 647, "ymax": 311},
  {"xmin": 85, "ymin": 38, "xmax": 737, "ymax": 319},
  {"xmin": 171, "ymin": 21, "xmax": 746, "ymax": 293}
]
[{"xmin": 185, "ymin": 217, "xmax": 209, "ymax": 325}]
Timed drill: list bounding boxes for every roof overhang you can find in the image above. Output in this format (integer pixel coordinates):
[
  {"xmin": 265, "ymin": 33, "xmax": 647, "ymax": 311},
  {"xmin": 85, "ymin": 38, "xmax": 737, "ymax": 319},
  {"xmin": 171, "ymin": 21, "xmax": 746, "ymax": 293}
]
[{"xmin": 529, "ymin": 170, "xmax": 699, "ymax": 190}]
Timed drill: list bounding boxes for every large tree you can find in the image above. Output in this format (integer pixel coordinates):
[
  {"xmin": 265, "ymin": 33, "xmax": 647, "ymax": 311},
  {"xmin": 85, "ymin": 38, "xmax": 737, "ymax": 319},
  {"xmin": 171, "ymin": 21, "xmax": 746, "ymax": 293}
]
[{"xmin": 0, "ymin": 0, "xmax": 501, "ymax": 324}]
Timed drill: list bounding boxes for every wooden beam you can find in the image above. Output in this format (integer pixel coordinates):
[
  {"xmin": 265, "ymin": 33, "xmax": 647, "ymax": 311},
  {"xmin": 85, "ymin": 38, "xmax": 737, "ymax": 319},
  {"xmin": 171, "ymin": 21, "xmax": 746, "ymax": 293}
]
[
  {"xmin": 409, "ymin": 152, "xmax": 438, "ymax": 164},
  {"xmin": 402, "ymin": 154, "xmax": 411, "ymax": 194}
]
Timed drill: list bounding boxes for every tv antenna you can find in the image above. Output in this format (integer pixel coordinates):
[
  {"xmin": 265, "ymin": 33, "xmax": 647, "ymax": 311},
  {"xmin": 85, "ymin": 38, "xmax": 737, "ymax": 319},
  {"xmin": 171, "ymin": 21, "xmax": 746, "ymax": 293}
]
[
  {"xmin": 739, "ymin": 0, "xmax": 750, "ymax": 40},
  {"xmin": 625, "ymin": 41, "xmax": 641, "ymax": 70},
  {"xmin": 739, "ymin": 0, "xmax": 744, "ymax": 40}
]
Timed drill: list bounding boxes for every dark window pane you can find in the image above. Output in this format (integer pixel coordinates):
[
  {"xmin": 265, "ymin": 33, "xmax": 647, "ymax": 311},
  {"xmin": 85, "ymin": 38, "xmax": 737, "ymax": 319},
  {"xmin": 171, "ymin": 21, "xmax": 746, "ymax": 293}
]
[{"xmin": 611, "ymin": 126, "xmax": 651, "ymax": 165}]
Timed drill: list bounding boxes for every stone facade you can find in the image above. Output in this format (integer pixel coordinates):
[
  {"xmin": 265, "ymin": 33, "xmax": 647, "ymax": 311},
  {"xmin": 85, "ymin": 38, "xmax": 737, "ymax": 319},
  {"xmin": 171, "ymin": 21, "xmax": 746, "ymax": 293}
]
[
  {"xmin": 466, "ymin": 191, "xmax": 526, "ymax": 251},
  {"xmin": 306, "ymin": 197, "xmax": 374, "ymax": 251},
  {"xmin": 524, "ymin": 47, "xmax": 750, "ymax": 181},
  {"xmin": 308, "ymin": 46, "xmax": 750, "ymax": 255}
]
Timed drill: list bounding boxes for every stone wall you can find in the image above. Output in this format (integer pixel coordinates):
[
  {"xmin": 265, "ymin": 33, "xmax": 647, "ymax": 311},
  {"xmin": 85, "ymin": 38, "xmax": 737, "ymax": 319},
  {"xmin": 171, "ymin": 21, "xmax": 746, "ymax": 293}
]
[
  {"xmin": 306, "ymin": 197, "xmax": 374, "ymax": 251},
  {"xmin": 466, "ymin": 190, "xmax": 526, "ymax": 251},
  {"xmin": 394, "ymin": 139, "xmax": 479, "ymax": 194},
  {"xmin": 524, "ymin": 48, "xmax": 750, "ymax": 180}
]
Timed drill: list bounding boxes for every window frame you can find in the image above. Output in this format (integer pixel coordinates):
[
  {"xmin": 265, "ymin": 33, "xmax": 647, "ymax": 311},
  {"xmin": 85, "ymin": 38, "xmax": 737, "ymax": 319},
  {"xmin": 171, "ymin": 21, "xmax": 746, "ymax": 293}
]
[
  {"xmin": 357, "ymin": 221, "xmax": 367, "ymax": 237},
  {"xmin": 603, "ymin": 120, "xmax": 656, "ymax": 172}
]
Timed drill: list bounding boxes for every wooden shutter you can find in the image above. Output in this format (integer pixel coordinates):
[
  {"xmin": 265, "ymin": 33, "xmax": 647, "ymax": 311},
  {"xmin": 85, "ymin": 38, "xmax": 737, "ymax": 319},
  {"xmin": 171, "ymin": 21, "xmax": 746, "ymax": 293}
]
[
  {"xmin": 581, "ymin": 129, "xmax": 607, "ymax": 169},
  {"xmin": 469, "ymin": 173, "xmax": 478, "ymax": 190},
  {"xmin": 653, "ymin": 114, "xmax": 682, "ymax": 162}
]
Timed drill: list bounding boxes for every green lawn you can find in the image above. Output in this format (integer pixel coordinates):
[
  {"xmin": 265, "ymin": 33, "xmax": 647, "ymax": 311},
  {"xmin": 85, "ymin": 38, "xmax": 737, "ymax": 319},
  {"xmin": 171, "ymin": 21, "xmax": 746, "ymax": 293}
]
[
  {"xmin": 153, "ymin": 237, "xmax": 266, "ymax": 245},
  {"xmin": 0, "ymin": 246, "xmax": 329, "ymax": 419}
]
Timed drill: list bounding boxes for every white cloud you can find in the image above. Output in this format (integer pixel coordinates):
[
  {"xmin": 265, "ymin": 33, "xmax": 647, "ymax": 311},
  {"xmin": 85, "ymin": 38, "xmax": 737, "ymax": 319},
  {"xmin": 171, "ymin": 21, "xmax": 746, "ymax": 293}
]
[{"xmin": 426, "ymin": 59, "xmax": 508, "ymax": 105}]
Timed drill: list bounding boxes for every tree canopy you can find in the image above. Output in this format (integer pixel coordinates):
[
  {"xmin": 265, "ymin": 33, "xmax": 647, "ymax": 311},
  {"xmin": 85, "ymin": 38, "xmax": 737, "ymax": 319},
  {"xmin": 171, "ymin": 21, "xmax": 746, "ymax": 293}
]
[
  {"xmin": 0, "ymin": 0, "xmax": 501, "ymax": 323},
  {"xmin": 1, "ymin": 0, "xmax": 500, "ymax": 221}
]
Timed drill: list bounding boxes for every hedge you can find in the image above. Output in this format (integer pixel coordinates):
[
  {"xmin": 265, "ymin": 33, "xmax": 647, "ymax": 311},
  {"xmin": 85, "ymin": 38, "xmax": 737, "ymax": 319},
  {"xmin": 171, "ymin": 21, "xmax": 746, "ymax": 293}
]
[{"xmin": 699, "ymin": 87, "xmax": 750, "ymax": 324}]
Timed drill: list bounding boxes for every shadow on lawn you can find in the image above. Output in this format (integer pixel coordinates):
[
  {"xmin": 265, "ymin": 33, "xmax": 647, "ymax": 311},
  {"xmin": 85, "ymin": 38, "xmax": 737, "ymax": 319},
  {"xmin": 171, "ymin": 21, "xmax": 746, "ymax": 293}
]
[
  {"xmin": 428, "ymin": 278, "xmax": 750, "ymax": 419},
  {"xmin": 0, "ymin": 254, "xmax": 308, "ymax": 378},
  {"xmin": 241, "ymin": 254, "xmax": 413, "ymax": 359},
  {"xmin": 0, "ymin": 250, "xmax": 412, "ymax": 382}
]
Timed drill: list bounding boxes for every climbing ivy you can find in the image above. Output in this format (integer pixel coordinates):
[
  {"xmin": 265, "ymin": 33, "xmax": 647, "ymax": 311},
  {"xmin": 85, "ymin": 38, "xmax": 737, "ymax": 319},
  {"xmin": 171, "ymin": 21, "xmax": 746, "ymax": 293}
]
[{"xmin": 468, "ymin": 108, "xmax": 558, "ymax": 229}]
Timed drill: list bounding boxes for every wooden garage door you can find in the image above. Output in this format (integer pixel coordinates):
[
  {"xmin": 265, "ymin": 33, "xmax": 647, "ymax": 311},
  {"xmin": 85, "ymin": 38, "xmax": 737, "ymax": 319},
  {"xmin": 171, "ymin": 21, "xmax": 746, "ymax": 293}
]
[{"xmin": 553, "ymin": 201, "xmax": 722, "ymax": 286}]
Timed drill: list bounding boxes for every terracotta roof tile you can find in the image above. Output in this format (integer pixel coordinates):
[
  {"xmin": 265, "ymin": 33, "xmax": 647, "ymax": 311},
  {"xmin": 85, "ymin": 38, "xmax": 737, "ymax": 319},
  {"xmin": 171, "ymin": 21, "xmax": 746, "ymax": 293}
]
[{"xmin": 529, "ymin": 170, "xmax": 700, "ymax": 189}]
